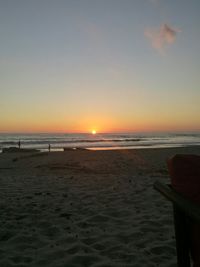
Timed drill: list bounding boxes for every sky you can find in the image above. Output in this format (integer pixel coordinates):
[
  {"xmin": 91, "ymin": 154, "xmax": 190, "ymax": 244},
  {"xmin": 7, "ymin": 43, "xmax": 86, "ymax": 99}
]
[{"xmin": 0, "ymin": 0, "xmax": 200, "ymax": 133}]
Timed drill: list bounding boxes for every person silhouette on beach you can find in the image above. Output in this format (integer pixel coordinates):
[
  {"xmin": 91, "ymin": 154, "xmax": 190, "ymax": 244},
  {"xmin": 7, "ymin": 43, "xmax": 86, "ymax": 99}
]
[
  {"xmin": 18, "ymin": 140, "xmax": 21, "ymax": 149},
  {"xmin": 48, "ymin": 144, "xmax": 51, "ymax": 152}
]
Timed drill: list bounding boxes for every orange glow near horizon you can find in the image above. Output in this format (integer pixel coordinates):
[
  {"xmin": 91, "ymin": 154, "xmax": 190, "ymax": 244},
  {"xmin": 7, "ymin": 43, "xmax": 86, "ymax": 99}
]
[
  {"xmin": 0, "ymin": 112, "xmax": 200, "ymax": 134},
  {"xmin": 0, "ymin": 123, "xmax": 200, "ymax": 135}
]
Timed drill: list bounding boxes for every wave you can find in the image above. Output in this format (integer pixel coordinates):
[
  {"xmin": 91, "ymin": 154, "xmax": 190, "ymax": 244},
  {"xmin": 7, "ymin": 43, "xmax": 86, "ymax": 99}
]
[
  {"xmin": 0, "ymin": 138, "xmax": 141, "ymax": 145},
  {"xmin": 0, "ymin": 141, "xmax": 17, "ymax": 145},
  {"xmin": 0, "ymin": 132, "xmax": 199, "ymax": 151}
]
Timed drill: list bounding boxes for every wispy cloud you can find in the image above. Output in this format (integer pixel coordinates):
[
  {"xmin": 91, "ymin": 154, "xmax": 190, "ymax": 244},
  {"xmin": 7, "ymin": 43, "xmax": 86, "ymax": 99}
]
[{"xmin": 145, "ymin": 24, "xmax": 181, "ymax": 53}]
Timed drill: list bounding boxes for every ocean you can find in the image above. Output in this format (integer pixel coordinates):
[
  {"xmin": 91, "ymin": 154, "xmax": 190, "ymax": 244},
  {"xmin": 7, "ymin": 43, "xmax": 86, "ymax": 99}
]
[{"xmin": 0, "ymin": 132, "xmax": 200, "ymax": 152}]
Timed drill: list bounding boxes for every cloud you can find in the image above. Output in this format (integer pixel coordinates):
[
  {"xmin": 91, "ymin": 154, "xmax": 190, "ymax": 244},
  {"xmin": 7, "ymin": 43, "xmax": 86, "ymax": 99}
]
[{"xmin": 145, "ymin": 24, "xmax": 180, "ymax": 53}]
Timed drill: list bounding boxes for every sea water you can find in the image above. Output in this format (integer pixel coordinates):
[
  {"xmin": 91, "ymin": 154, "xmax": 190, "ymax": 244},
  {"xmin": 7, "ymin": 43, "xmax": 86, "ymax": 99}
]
[{"xmin": 0, "ymin": 132, "xmax": 200, "ymax": 152}]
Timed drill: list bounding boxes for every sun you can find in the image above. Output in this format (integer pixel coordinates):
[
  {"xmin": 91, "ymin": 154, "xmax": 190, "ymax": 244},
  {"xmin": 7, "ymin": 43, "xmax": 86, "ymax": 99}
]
[{"xmin": 92, "ymin": 130, "xmax": 96, "ymax": 135}]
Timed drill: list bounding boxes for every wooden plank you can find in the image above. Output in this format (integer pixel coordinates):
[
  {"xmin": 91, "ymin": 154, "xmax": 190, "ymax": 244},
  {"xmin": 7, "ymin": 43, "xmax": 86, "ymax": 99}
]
[{"xmin": 154, "ymin": 181, "xmax": 200, "ymax": 223}]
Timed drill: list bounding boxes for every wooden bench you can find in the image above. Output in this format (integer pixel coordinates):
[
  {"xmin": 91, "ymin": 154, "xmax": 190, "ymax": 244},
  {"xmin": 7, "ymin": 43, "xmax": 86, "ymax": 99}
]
[{"xmin": 154, "ymin": 181, "xmax": 200, "ymax": 267}]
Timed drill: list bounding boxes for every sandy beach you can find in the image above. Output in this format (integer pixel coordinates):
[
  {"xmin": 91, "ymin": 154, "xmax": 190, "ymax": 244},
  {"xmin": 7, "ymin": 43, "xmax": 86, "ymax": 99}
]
[{"xmin": 0, "ymin": 146, "xmax": 200, "ymax": 267}]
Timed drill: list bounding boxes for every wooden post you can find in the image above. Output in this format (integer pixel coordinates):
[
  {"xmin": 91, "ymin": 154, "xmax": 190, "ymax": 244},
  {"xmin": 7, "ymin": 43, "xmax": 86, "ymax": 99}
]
[
  {"xmin": 154, "ymin": 181, "xmax": 200, "ymax": 267},
  {"xmin": 173, "ymin": 204, "xmax": 191, "ymax": 267}
]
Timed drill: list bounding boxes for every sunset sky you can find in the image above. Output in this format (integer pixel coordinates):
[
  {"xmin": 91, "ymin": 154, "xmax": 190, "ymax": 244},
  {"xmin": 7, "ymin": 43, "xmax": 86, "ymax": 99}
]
[{"xmin": 0, "ymin": 0, "xmax": 200, "ymax": 133}]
